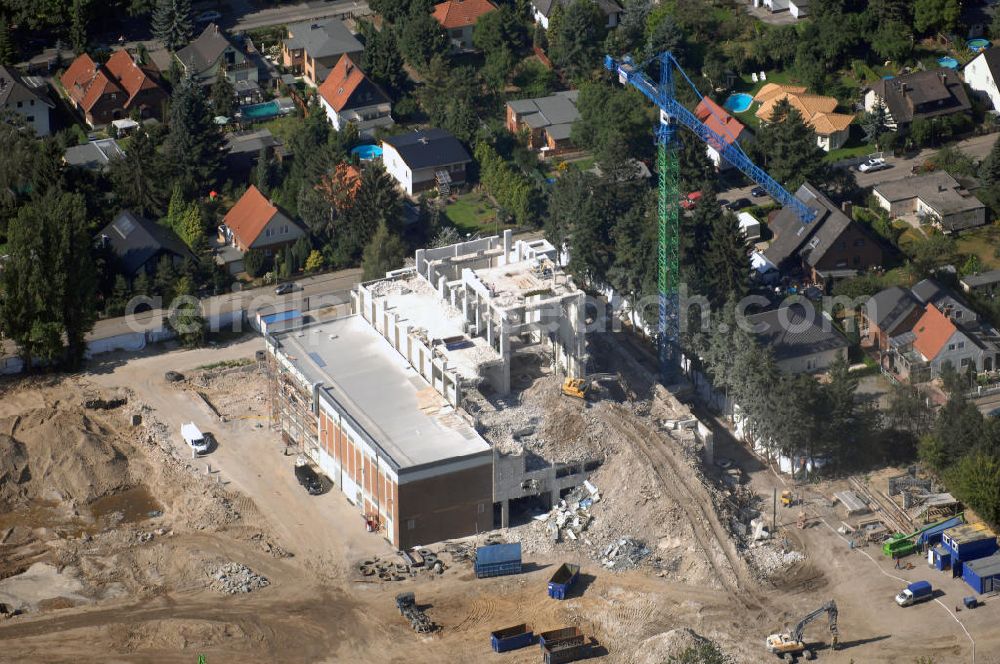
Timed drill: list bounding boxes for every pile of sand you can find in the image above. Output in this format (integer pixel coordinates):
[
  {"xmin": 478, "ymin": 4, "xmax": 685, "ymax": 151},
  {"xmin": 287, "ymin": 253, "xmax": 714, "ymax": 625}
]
[{"xmin": 0, "ymin": 408, "xmax": 135, "ymax": 510}]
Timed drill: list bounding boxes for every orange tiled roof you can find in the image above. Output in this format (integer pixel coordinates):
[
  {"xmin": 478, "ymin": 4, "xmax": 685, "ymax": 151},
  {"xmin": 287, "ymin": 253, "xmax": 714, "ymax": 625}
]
[
  {"xmin": 695, "ymin": 97, "xmax": 745, "ymax": 145},
  {"xmin": 223, "ymin": 185, "xmax": 281, "ymax": 247},
  {"xmin": 432, "ymin": 0, "xmax": 497, "ymax": 29},
  {"xmin": 104, "ymin": 49, "xmax": 159, "ymax": 105},
  {"xmin": 318, "ymin": 54, "xmax": 366, "ymax": 112},
  {"xmin": 912, "ymin": 303, "xmax": 958, "ymax": 361},
  {"xmin": 753, "ymin": 82, "xmax": 807, "ymax": 104},
  {"xmin": 60, "ymin": 50, "xmax": 161, "ymax": 113},
  {"xmin": 756, "ymin": 90, "xmax": 854, "ymax": 137}
]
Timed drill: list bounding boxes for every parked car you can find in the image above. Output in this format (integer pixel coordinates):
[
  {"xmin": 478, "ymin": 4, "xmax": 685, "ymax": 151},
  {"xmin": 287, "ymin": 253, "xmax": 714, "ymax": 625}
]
[
  {"xmin": 680, "ymin": 191, "xmax": 702, "ymax": 210},
  {"xmin": 275, "ymin": 282, "xmax": 296, "ymax": 295},
  {"xmin": 196, "ymin": 10, "xmax": 222, "ymax": 23},
  {"xmin": 181, "ymin": 422, "xmax": 210, "ymax": 455},
  {"xmin": 750, "ymin": 186, "xmax": 767, "ymax": 197},
  {"xmin": 294, "ymin": 461, "xmax": 324, "ymax": 495},
  {"xmin": 858, "ymin": 157, "xmax": 889, "ymax": 173},
  {"xmin": 726, "ymin": 198, "xmax": 752, "ymax": 211}
]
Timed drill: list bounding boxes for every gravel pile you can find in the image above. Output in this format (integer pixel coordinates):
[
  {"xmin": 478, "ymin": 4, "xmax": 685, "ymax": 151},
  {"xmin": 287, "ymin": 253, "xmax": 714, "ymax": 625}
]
[
  {"xmin": 746, "ymin": 544, "xmax": 805, "ymax": 580},
  {"xmin": 210, "ymin": 563, "xmax": 270, "ymax": 594}
]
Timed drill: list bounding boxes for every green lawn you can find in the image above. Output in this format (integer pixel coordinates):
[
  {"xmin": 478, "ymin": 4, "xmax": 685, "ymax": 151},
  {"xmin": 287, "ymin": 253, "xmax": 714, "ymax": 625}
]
[
  {"xmin": 443, "ymin": 193, "xmax": 505, "ymax": 235},
  {"xmin": 258, "ymin": 114, "xmax": 304, "ymax": 144},
  {"xmin": 956, "ymin": 225, "xmax": 1000, "ymax": 270}
]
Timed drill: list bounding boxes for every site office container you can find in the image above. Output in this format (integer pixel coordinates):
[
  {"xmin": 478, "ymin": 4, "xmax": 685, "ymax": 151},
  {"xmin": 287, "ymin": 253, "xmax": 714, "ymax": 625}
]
[
  {"xmin": 475, "ymin": 543, "xmax": 522, "ymax": 578},
  {"xmin": 490, "ymin": 624, "xmax": 534, "ymax": 652}
]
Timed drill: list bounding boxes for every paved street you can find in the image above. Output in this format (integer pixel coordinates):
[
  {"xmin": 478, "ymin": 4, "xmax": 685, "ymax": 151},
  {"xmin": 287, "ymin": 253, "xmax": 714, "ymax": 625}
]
[{"xmin": 228, "ymin": 0, "xmax": 371, "ymax": 32}]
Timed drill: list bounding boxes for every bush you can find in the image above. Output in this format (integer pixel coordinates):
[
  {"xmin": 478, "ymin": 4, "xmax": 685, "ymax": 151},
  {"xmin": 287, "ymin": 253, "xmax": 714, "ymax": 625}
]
[{"xmin": 243, "ymin": 248, "xmax": 269, "ymax": 278}]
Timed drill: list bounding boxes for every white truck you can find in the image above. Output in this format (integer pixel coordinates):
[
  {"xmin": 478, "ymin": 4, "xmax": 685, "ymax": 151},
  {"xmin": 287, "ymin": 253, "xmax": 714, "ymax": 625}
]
[{"xmin": 181, "ymin": 422, "xmax": 210, "ymax": 455}]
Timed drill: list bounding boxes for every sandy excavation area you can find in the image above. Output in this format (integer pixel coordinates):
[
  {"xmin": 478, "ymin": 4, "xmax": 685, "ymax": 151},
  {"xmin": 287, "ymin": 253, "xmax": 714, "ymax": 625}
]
[{"xmin": 0, "ymin": 337, "xmax": 997, "ymax": 663}]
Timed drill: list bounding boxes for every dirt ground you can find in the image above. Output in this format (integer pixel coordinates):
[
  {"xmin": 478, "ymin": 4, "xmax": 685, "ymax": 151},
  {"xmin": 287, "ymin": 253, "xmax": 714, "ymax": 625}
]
[{"xmin": 0, "ymin": 335, "xmax": 998, "ymax": 663}]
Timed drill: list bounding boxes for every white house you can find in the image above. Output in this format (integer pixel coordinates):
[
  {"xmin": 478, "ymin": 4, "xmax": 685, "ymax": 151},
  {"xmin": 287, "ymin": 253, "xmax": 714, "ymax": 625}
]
[
  {"xmin": 0, "ymin": 66, "xmax": 54, "ymax": 136},
  {"xmin": 317, "ymin": 54, "xmax": 392, "ymax": 135},
  {"xmin": 381, "ymin": 128, "xmax": 472, "ymax": 196},
  {"xmin": 789, "ymin": 0, "xmax": 810, "ymax": 18},
  {"xmin": 531, "ymin": 0, "xmax": 621, "ymax": 30},
  {"xmin": 737, "ymin": 211, "xmax": 762, "ymax": 242},
  {"xmin": 965, "ymin": 49, "xmax": 1000, "ymax": 112}
]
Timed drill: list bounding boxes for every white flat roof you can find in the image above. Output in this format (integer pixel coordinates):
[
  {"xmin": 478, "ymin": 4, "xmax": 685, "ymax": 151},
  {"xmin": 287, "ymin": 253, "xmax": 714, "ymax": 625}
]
[{"xmin": 272, "ymin": 316, "xmax": 490, "ymax": 470}]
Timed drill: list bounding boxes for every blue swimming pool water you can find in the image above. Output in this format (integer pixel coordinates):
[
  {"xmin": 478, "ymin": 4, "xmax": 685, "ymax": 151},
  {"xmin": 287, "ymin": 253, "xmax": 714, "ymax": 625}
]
[
  {"xmin": 241, "ymin": 100, "xmax": 282, "ymax": 121},
  {"xmin": 351, "ymin": 144, "xmax": 383, "ymax": 160},
  {"xmin": 723, "ymin": 93, "xmax": 753, "ymax": 113},
  {"xmin": 969, "ymin": 38, "xmax": 991, "ymax": 52},
  {"xmin": 938, "ymin": 56, "xmax": 959, "ymax": 69}
]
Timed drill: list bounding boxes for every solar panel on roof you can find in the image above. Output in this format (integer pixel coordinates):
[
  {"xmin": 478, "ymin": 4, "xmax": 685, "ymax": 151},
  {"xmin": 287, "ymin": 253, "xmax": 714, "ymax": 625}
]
[{"xmin": 112, "ymin": 215, "xmax": 135, "ymax": 238}]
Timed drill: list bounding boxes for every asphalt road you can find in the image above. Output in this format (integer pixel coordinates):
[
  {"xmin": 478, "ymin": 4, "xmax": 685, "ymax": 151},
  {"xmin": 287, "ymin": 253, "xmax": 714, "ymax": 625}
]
[{"xmin": 229, "ymin": 0, "xmax": 371, "ymax": 32}]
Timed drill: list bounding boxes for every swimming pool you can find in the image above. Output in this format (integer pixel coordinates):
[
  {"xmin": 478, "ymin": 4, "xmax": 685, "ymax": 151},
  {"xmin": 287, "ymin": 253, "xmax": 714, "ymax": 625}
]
[
  {"xmin": 723, "ymin": 93, "xmax": 753, "ymax": 113},
  {"xmin": 938, "ymin": 56, "xmax": 959, "ymax": 69},
  {"xmin": 239, "ymin": 98, "xmax": 295, "ymax": 121},
  {"xmin": 969, "ymin": 38, "xmax": 991, "ymax": 52},
  {"xmin": 351, "ymin": 144, "xmax": 383, "ymax": 160}
]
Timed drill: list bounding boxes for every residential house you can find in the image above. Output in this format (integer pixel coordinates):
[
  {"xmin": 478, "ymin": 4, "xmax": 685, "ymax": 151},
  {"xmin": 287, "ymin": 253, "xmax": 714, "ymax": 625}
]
[
  {"xmin": 381, "ymin": 128, "xmax": 472, "ymax": 196},
  {"xmin": 963, "ymin": 49, "xmax": 1000, "ymax": 112},
  {"xmin": 531, "ymin": 0, "xmax": 622, "ymax": 29},
  {"xmin": 63, "ymin": 138, "xmax": 125, "ymax": 171},
  {"xmin": 872, "ymin": 172, "xmax": 986, "ymax": 233},
  {"xmin": 764, "ymin": 183, "xmax": 883, "ymax": 286},
  {"xmin": 317, "ymin": 55, "xmax": 393, "ymax": 135},
  {"xmin": 752, "ymin": 0, "xmax": 810, "ymax": 19},
  {"xmin": 885, "ymin": 304, "xmax": 992, "ymax": 382},
  {"xmin": 176, "ymin": 24, "xmax": 259, "ymax": 86},
  {"xmin": 912, "ymin": 278, "xmax": 980, "ymax": 324},
  {"xmin": 745, "ymin": 302, "xmax": 849, "ymax": 374},
  {"xmin": 224, "ymin": 128, "xmax": 290, "ymax": 180},
  {"xmin": 432, "ymin": 0, "xmax": 497, "ymax": 52},
  {"xmin": 60, "ymin": 49, "xmax": 167, "ymax": 127},
  {"xmin": 961, "ymin": 270, "xmax": 1000, "ymax": 296},
  {"xmin": 754, "ymin": 83, "xmax": 853, "ymax": 152},
  {"xmin": 281, "ymin": 18, "xmax": 363, "ymax": 86},
  {"xmin": 861, "ymin": 286, "xmax": 922, "ymax": 351},
  {"xmin": 736, "ymin": 211, "xmax": 762, "ymax": 242},
  {"xmin": 694, "ymin": 97, "xmax": 749, "ymax": 169},
  {"xmin": 0, "ymin": 66, "xmax": 54, "ymax": 136},
  {"xmin": 220, "ymin": 185, "xmax": 305, "ymax": 256},
  {"xmin": 505, "ymin": 90, "xmax": 580, "ymax": 154},
  {"xmin": 864, "ymin": 69, "xmax": 971, "ymax": 131},
  {"xmin": 97, "ymin": 210, "xmax": 196, "ymax": 279}
]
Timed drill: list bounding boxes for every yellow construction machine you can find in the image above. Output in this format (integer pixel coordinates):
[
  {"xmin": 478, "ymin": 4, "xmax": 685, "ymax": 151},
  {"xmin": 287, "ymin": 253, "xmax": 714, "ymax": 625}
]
[
  {"xmin": 781, "ymin": 490, "xmax": 795, "ymax": 508},
  {"xmin": 765, "ymin": 600, "xmax": 839, "ymax": 660},
  {"xmin": 561, "ymin": 373, "xmax": 620, "ymax": 400}
]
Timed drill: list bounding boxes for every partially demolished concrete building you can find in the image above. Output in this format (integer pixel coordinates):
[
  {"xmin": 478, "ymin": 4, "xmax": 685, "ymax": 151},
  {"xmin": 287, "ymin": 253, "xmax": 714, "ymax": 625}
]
[{"xmin": 265, "ymin": 232, "xmax": 594, "ymax": 549}]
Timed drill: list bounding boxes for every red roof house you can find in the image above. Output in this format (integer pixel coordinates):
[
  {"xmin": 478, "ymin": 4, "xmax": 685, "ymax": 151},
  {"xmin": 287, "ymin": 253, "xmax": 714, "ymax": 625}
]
[
  {"xmin": 221, "ymin": 185, "xmax": 305, "ymax": 254},
  {"xmin": 694, "ymin": 97, "xmax": 748, "ymax": 169},
  {"xmin": 317, "ymin": 55, "xmax": 393, "ymax": 133},
  {"xmin": 912, "ymin": 304, "xmax": 959, "ymax": 361},
  {"xmin": 432, "ymin": 0, "xmax": 497, "ymax": 51},
  {"xmin": 61, "ymin": 50, "xmax": 166, "ymax": 127}
]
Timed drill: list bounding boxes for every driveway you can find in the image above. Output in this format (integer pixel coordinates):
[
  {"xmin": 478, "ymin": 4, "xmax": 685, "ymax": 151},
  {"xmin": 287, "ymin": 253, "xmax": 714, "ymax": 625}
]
[{"xmin": 851, "ymin": 133, "xmax": 1000, "ymax": 189}]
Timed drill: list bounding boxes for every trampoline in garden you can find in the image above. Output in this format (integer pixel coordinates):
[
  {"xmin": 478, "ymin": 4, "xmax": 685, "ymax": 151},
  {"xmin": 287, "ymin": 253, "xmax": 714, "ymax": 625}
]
[{"xmin": 723, "ymin": 93, "xmax": 753, "ymax": 113}]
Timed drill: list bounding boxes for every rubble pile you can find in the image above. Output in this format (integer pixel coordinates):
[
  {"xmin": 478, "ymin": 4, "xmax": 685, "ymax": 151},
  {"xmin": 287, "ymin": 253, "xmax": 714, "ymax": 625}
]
[
  {"xmin": 746, "ymin": 544, "xmax": 805, "ymax": 580},
  {"xmin": 210, "ymin": 563, "xmax": 270, "ymax": 594},
  {"xmin": 599, "ymin": 538, "xmax": 652, "ymax": 570},
  {"xmin": 536, "ymin": 481, "xmax": 601, "ymax": 543}
]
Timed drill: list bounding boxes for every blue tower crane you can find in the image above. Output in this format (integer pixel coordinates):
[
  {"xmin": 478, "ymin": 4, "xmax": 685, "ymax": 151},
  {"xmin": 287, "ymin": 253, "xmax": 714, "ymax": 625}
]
[{"xmin": 603, "ymin": 52, "xmax": 816, "ymax": 380}]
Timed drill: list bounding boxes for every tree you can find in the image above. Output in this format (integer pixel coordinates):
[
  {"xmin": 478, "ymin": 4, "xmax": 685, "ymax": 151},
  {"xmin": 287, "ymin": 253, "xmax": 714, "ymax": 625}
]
[
  {"xmin": 548, "ymin": 0, "xmax": 607, "ymax": 79},
  {"xmin": 0, "ymin": 191, "xmax": 98, "ymax": 369},
  {"xmin": 981, "ymin": 136, "xmax": 1000, "ymax": 186},
  {"xmin": 152, "ymin": 0, "xmax": 193, "ymax": 51},
  {"xmin": 913, "ymin": 0, "xmax": 960, "ymax": 35},
  {"xmin": 909, "ymin": 232, "xmax": 957, "ymax": 277},
  {"xmin": 679, "ymin": 131, "xmax": 715, "ymax": 196},
  {"xmin": 304, "ymin": 250, "xmax": 324, "ymax": 272},
  {"xmin": 210, "ymin": 75, "xmax": 235, "ymax": 117},
  {"xmin": 945, "ymin": 453, "xmax": 1000, "ymax": 526},
  {"xmin": 164, "ymin": 74, "xmax": 225, "ymax": 195},
  {"xmin": 398, "ymin": 11, "xmax": 448, "ymax": 70},
  {"xmin": 168, "ymin": 299, "xmax": 205, "ymax": 347},
  {"xmin": 572, "ymin": 81, "xmax": 654, "ymax": 165},
  {"xmin": 644, "ymin": 12, "xmax": 682, "ymax": 61},
  {"xmin": 754, "ymin": 99, "xmax": 829, "ymax": 190},
  {"xmin": 473, "ymin": 5, "xmax": 528, "ymax": 56},
  {"xmin": 109, "ymin": 127, "xmax": 167, "ymax": 216},
  {"xmin": 703, "ymin": 210, "xmax": 750, "ymax": 306},
  {"xmin": 358, "ymin": 21, "xmax": 407, "ymax": 98},
  {"xmin": 70, "ymin": 0, "xmax": 87, "ymax": 54},
  {"xmin": 254, "ymin": 147, "xmax": 276, "ymax": 197},
  {"xmin": 861, "ymin": 105, "xmax": 890, "ymax": 151},
  {"xmin": 872, "ymin": 20, "xmax": 914, "ymax": 62},
  {"xmin": 362, "ymin": 222, "xmax": 407, "ymax": 279},
  {"xmin": 243, "ymin": 248, "xmax": 268, "ymax": 278},
  {"xmin": 605, "ymin": 0, "xmax": 649, "ymax": 56},
  {"xmin": 0, "ymin": 18, "xmax": 13, "ymax": 66}
]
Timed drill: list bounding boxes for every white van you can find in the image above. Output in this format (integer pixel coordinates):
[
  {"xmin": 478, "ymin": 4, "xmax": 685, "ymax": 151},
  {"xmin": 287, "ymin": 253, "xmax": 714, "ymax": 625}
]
[{"xmin": 181, "ymin": 422, "xmax": 210, "ymax": 455}]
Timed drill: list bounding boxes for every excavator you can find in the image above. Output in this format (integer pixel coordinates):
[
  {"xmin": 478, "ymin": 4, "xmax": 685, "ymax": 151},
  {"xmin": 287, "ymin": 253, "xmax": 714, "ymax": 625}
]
[
  {"xmin": 561, "ymin": 373, "xmax": 621, "ymax": 400},
  {"xmin": 765, "ymin": 600, "xmax": 839, "ymax": 660}
]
